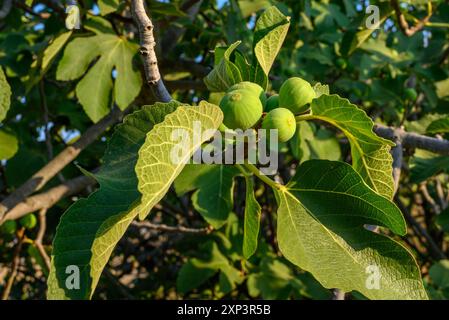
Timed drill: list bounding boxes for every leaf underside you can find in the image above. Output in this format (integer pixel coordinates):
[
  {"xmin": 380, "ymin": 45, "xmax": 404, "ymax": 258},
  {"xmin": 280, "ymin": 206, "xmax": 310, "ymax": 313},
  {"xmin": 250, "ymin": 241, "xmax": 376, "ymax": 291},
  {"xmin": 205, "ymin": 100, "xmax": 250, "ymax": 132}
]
[
  {"xmin": 0, "ymin": 66, "xmax": 11, "ymax": 123},
  {"xmin": 47, "ymin": 101, "xmax": 181, "ymax": 300},
  {"xmin": 307, "ymin": 94, "xmax": 395, "ymax": 199},
  {"xmin": 275, "ymin": 160, "xmax": 427, "ymax": 300},
  {"xmin": 135, "ymin": 102, "xmax": 224, "ymax": 220},
  {"xmin": 57, "ymin": 34, "xmax": 142, "ymax": 122}
]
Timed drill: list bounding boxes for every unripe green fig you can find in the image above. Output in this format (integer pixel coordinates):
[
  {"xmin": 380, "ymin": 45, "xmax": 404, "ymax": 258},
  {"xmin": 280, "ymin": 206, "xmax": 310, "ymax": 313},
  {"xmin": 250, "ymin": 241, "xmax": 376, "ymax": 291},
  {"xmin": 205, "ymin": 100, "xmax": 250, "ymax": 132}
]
[
  {"xmin": 1, "ymin": 220, "xmax": 17, "ymax": 234},
  {"xmin": 279, "ymin": 77, "xmax": 316, "ymax": 114},
  {"xmin": 336, "ymin": 57, "xmax": 347, "ymax": 69},
  {"xmin": 228, "ymin": 81, "xmax": 266, "ymax": 106},
  {"xmin": 404, "ymin": 88, "xmax": 417, "ymax": 101},
  {"xmin": 262, "ymin": 108, "xmax": 296, "ymax": 142},
  {"xmin": 265, "ymin": 94, "xmax": 279, "ymax": 112},
  {"xmin": 19, "ymin": 213, "xmax": 37, "ymax": 230},
  {"xmin": 219, "ymin": 89, "xmax": 263, "ymax": 130}
]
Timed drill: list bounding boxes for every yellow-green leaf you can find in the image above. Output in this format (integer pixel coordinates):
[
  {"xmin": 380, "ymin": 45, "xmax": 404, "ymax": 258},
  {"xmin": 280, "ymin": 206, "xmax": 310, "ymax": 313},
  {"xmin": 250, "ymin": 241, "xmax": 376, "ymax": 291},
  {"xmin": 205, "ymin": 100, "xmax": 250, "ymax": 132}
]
[
  {"xmin": 275, "ymin": 160, "xmax": 427, "ymax": 300},
  {"xmin": 253, "ymin": 6, "xmax": 290, "ymax": 76},
  {"xmin": 47, "ymin": 102, "xmax": 181, "ymax": 299},
  {"xmin": 57, "ymin": 34, "xmax": 142, "ymax": 122},
  {"xmin": 0, "ymin": 129, "xmax": 18, "ymax": 160},
  {"xmin": 0, "ymin": 66, "xmax": 11, "ymax": 123},
  {"xmin": 135, "ymin": 102, "xmax": 224, "ymax": 219},
  {"xmin": 204, "ymin": 42, "xmax": 243, "ymax": 92},
  {"xmin": 304, "ymin": 94, "xmax": 395, "ymax": 199}
]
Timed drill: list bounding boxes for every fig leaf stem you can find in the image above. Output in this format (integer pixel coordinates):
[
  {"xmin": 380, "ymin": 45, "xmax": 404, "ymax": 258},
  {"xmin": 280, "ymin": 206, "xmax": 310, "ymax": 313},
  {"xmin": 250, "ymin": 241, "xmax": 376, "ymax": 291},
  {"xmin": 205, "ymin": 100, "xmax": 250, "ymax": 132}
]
[{"xmin": 242, "ymin": 163, "xmax": 282, "ymax": 190}]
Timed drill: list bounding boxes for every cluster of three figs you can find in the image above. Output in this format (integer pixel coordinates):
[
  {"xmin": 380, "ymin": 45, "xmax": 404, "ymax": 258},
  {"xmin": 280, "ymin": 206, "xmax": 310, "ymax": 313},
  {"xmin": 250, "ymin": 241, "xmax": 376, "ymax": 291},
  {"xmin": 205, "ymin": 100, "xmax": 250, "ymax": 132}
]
[{"xmin": 218, "ymin": 77, "xmax": 316, "ymax": 142}]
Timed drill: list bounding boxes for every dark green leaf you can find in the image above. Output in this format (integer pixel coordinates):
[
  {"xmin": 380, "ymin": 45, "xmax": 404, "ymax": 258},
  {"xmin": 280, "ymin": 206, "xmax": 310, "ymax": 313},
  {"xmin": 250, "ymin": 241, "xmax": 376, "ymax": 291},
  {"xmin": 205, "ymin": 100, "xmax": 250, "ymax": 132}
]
[
  {"xmin": 275, "ymin": 160, "xmax": 427, "ymax": 299},
  {"xmin": 242, "ymin": 175, "xmax": 261, "ymax": 259},
  {"xmin": 47, "ymin": 102, "xmax": 181, "ymax": 299}
]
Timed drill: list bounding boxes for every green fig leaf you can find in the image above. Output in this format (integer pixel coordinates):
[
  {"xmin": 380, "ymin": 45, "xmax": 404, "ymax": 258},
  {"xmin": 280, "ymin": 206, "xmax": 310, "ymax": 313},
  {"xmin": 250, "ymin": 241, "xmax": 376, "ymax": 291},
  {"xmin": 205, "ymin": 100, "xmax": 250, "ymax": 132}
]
[
  {"xmin": 304, "ymin": 94, "xmax": 395, "ymax": 199},
  {"xmin": 275, "ymin": 160, "xmax": 427, "ymax": 300}
]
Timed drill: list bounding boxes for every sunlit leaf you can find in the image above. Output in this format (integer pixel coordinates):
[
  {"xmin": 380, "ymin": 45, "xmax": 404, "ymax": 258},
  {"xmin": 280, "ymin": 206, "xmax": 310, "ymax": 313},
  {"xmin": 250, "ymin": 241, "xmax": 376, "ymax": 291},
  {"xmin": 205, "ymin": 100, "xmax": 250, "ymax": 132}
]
[
  {"xmin": 135, "ymin": 102, "xmax": 223, "ymax": 220},
  {"xmin": 275, "ymin": 160, "xmax": 427, "ymax": 300},
  {"xmin": 47, "ymin": 101, "xmax": 181, "ymax": 300},
  {"xmin": 57, "ymin": 34, "xmax": 142, "ymax": 122},
  {"xmin": 304, "ymin": 94, "xmax": 395, "ymax": 199}
]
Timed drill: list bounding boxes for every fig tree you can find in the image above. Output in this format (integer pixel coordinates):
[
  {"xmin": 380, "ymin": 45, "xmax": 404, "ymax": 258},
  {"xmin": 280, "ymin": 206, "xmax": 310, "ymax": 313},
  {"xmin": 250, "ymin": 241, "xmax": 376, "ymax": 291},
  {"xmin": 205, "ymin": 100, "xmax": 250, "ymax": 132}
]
[
  {"xmin": 265, "ymin": 94, "xmax": 279, "ymax": 112},
  {"xmin": 279, "ymin": 77, "xmax": 316, "ymax": 114},
  {"xmin": 228, "ymin": 81, "xmax": 267, "ymax": 106},
  {"xmin": 19, "ymin": 213, "xmax": 37, "ymax": 230},
  {"xmin": 219, "ymin": 89, "xmax": 263, "ymax": 130},
  {"xmin": 262, "ymin": 108, "xmax": 296, "ymax": 142}
]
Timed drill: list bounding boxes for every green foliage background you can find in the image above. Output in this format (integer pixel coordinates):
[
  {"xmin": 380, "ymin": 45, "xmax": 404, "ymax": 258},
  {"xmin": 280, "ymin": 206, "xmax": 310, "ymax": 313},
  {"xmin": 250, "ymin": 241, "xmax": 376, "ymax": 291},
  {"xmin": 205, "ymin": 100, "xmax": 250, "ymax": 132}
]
[{"xmin": 1, "ymin": 0, "xmax": 449, "ymax": 300}]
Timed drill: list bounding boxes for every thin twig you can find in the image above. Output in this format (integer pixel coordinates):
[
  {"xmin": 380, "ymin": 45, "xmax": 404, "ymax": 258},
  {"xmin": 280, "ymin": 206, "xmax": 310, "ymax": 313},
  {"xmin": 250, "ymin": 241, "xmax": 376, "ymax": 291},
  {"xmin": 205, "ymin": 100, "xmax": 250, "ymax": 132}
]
[
  {"xmin": 374, "ymin": 124, "xmax": 449, "ymax": 156},
  {"xmin": 395, "ymin": 196, "xmax": 446, "ymax": 260},
  {"xmin": 34, "ymin": 209, "xmax": 51, "ymax": 271},
  {"xmin": 132, "ymin": 220, "xmax": 212, "ymax": 234},
  {"xmin": 0, "ymin": 107, "xmax": 125, "ymax": 220},
  {"xmin": 131, "ymin": 0, "xmax": 171, "ymax": 102},
  {"xmin": 1, "ymin": 174, "xmax": 96, "ymax": 223},
  {"xmin": 14, "ymin": 1, "xmax": 50, "ymax": 19},
  {"xmin": 391, "ymin": 136, "xmax": 403, "ymax": 195},
  {"xmin": 1, "ymin": 228, "xmax": 25, "ymax": 300},
  {"xmin": 420, "ymin": 182, "xmax": 441, "ymax": 214},
  {"xmin": 435, "ymin": 179, "xmax": 448, "ymax": 211},
  {"xmin": 391, "ymin": 0, "xmax": 432, "ymax": 37}
]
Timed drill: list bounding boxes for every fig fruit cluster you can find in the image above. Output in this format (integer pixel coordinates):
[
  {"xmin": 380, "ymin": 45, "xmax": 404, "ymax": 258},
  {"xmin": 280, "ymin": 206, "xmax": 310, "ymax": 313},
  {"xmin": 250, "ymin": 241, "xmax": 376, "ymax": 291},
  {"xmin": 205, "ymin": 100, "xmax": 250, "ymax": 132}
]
[{"xmin": 218, "ymin": 77, "xmax": 316, "ymax": 143}]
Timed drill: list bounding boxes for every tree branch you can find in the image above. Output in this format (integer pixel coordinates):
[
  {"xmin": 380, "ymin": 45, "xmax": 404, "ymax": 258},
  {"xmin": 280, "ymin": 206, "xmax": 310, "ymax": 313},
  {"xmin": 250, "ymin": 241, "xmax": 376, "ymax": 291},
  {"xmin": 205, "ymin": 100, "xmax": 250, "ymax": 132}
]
[
  {"xmin": 35, "ymin": 208, "xmax": 51, "ymax": 271},
  {"xmin": 1, "ymin": 228, "xmax": 24, "ymax": 300},
  {"xmin": 132, "ymin": 220, "xmax": 212, "ymax": 234},
  {"xmin": 14, "ymin": 1, "xmax": 51, "ymax": 19},
  {"xmin": 374, "ymin": 124, "xmax": 449, "ymax": 156},
  {"xmin": 420, "ymin": 182, "xmax": 441, "ymax": 214},
  {"xmin": 1, "ymin": 174, "xmax": 96, "ymax": 223},
  {"xmin": 391, "ymin": 0, "xmax": 432, "ymax": 37},
  {"xmin": 0, "ymin": 0, "xmax": 176, "ymax": 222},
  {"xmin": 391, "ymin": 137, "xmax": 403, "ymax": 195},
  {"xmin": 0, "ymin": 104, "xmax": 121, "ymax": 222},
  {"xmin": 395, "ymin": 196, "xmax": 446, "ymax": 260},
  {"xmin": 131, "ymin": 0, "xmax": 171, "ymax": 102}
]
